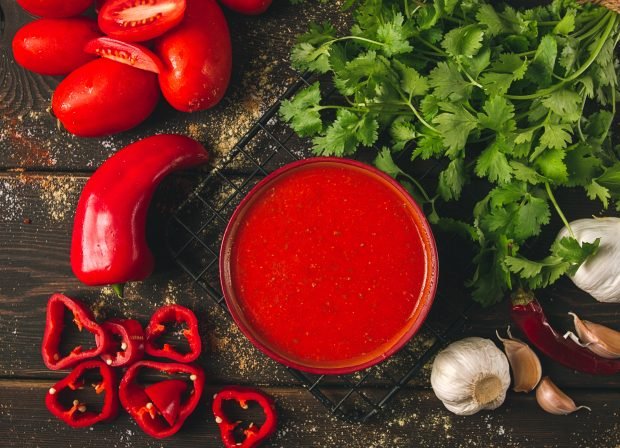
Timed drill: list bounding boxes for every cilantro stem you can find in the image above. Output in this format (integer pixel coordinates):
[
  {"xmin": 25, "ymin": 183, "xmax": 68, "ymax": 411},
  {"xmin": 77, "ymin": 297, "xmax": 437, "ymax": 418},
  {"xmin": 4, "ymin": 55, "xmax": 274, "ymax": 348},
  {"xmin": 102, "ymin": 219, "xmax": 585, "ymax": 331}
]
[
  {"xmin": 413, "ymin": 35, "xmax": 447, "ymax": 56},
  {"xmin": 506, "ymin": 12, "xmax": 617, "ymax": 101},
  {"xmin": 331, "ymin": 36, "xmax": 387, "ymax": 48},
  {"xmin": 545, "ymin": 182, "xmax": 575, "ymax": 239},
  {"xmin": 399, "ymin": 96, "xmax": 439, "ymax": 133}
]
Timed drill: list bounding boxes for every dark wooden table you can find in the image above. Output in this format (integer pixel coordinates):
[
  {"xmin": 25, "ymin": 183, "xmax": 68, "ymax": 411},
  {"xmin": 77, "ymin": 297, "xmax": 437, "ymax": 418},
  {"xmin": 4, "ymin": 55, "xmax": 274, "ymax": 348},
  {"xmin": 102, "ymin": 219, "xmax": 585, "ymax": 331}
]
[{"xmin": 2, "ymin": 1, "xmax": 620, "ymax": 447}]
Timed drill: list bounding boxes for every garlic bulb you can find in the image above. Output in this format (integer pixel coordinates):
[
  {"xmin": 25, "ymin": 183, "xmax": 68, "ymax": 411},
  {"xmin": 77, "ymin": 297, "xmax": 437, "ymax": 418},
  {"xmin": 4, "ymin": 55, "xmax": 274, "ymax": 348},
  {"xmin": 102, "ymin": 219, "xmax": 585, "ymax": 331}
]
[
  {"xmin": 536, "ymin": 377, "xmax": 591, "ymax": 415},
  {"xmin": 564, "ymin": 312, "xmax": 620, "ymax": 359},
  {"xmin": 557, "ymin": 217, "xmax": 620, "ymax": 303},
  {"xmin": 496, "ymin": 328, "xmax": 542, "ymax": 392},
  {"xmin": 431, "ymin": 337, "xmax": 510, "ymax": 416}
]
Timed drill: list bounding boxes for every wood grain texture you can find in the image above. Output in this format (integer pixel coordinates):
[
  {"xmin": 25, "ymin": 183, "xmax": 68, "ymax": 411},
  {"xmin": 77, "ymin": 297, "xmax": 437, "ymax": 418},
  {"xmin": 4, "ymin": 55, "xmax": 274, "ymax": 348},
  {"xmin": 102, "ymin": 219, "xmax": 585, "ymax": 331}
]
[
  {"xmin": 2, "ymin": 0, "xmax": 620, "ymax": 446},
  {"xmin": 1, "ymin": 380, "xmax": 619, "ymax": 447}
]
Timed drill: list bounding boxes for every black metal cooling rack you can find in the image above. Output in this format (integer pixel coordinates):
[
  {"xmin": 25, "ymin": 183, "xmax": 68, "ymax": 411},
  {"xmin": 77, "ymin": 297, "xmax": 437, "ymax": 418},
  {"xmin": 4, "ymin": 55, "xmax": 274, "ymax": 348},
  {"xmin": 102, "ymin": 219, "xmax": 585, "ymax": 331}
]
[{"xmin": 166, "ymin": 74, "xmax": 470, "ymax": 422}]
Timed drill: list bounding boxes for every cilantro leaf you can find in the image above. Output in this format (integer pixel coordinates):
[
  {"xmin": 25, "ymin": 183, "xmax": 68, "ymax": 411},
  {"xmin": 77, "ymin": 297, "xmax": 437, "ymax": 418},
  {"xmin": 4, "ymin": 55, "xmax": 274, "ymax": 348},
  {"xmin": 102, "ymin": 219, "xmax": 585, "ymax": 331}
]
[
  {"xmin": 390, "ymin": 117, "xmax": 416, "ymax": 151},
  {"xmin": 539, "ymin": 122, "xmax": 573, "ymax": 151},
  {"xmin": 442, "ymin": 25, "xmax": 485, "ymax": 60},
  {"xmin": 475, "ymin": 139, "xmax": 514, "ymax": 184},
  {"xmin": 476, "ymin": 4, "xmax": 505, "ymax": 37},
  {"xmin": 412, "ymin": 134, "xmax": 444, "ymax": 160},
  {"xmin": 429, "ymin": 61, "xmax": 472, "ymax": 101},
  {"xmin": 374, "ymin": 147, "xmax": 402, "ymax": 178},
  {"xmin": 553, "ymin": 9, "xmax": 576, "ymax": 36},
  {"xmin": 477, "ymin": 96, "xmax": 516, "ymax": 133},
  {"xmin": 376, "ymin": 13, "xmax": 413, "ymax": 56},
  {"xmin": 438, "ymin": 158, "xmax": 466, "ymax": 201},
  {"xmin": 526, "ymin": 35, "xmax": 558, "ymax": 87},
  {"xmin": 312, "ymin": 110, "xmax": 376, "ymax": 156},
  {"xmin": 534, "ymin": 147, "xmax": 568, "ymax": 184},
  {"xmin": 394, "ymin": 61, "xmax": 429, "ymax": 97},
  {"xmin": 585, "ymin": 180, "xmax": 610, "ymax": 208},
  {"xmin": 433, "ymin": 103, "xmax": 478, "ymax": 157},
  {"xmin": 541, "ymin": 89, "xmax": 582, "ymax": 122},
  {"xmin": 514, "ymin": 195, "xmax": 550, "ymax": 241},
  {"xmin": 279, "ymin": 82, "xmax": 323, "ymax": 137}
]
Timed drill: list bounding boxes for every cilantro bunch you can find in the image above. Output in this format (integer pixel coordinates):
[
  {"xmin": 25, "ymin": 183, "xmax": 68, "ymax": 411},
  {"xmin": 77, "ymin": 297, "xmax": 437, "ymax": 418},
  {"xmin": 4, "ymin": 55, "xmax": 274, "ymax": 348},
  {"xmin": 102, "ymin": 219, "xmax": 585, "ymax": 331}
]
[{"xmin": 280, "ymin": 0, "xmax": 620, "ymax": 306}]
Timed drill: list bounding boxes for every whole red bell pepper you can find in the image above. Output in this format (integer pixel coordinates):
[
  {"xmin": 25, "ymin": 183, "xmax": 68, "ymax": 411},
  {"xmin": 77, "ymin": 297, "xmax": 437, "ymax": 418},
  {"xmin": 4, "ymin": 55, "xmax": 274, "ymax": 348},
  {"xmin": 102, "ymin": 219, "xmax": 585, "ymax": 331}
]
[
  {"xmin": 70, "ymin": 134, "xmax": 209, "ymax": 297},
  {"xmin": 41, "ymin": 293, "xmax": 109, "ymax": 370},
  {"xmin": 212, "ymin": 386, "xmax": 278, "ymax": 448},
  {"xmin": 46, "ymin": 360, "xmax": 119, "ymax": 428},
  {"xmin": 119, "ymin": 360, "xmax": 205, "ymax": 439},
  {"xmin": 145, "ymin": 305, "xmax": 201, "ymax": 363},
  {"xmin": 100, "ymin": 318, "xmax": 145, "ymax": 367}
]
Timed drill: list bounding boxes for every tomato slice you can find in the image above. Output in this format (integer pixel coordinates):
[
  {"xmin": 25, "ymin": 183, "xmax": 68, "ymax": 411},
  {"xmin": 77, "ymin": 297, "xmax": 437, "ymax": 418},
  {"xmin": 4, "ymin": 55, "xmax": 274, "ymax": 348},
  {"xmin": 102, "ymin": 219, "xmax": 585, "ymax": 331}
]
[
  {"xmin": 144, "ymin": 379, "xmax": 188, "ymax": 426},
  {"xmin": 98, "ymin": 0, "xmax": 186, "ymax": 42},
  {"xmin": 85, "ymin": 37, "xmax": 163, "ymax": 73}
]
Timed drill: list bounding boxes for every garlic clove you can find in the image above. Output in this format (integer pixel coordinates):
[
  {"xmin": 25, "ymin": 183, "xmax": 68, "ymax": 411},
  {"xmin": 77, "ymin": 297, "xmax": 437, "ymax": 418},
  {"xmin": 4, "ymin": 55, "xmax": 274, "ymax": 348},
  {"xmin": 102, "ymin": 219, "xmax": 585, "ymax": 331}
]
[
  {"xmin": 496, "ymin": 328, "xmax": 542, "ymax": 393},
  {"xmin": 535, "ymin": 377, "xmax": 591, "ymax": 415},
  {"xmin": 567, "ymin": 312, "xmax": 620, "ymax": 359}
]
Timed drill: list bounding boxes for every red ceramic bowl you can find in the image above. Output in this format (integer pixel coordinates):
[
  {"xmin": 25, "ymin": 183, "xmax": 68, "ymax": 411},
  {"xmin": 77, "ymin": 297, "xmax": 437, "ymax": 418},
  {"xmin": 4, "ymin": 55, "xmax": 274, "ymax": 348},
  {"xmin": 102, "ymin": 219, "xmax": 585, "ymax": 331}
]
[{"xmin": 220, "ymin": 157, "xmax": 438, "ymax": 374}]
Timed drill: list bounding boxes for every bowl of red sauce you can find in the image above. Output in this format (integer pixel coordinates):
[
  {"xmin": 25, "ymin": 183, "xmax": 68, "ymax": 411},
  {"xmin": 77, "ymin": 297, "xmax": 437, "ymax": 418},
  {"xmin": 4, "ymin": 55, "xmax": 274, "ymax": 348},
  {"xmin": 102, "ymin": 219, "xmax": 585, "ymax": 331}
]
[{"xmin": 220, "ymin": 157, "xmax": 438, "ymax": 374}]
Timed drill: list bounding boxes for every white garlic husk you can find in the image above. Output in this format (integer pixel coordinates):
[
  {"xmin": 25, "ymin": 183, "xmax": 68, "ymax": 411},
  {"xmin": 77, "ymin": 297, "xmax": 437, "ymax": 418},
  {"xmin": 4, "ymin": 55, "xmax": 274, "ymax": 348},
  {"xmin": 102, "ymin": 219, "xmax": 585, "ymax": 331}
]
[
  {"xmin": 431, "ymin": 337, "xmax": 511, "ymax": 416},
  {"xmin": 557, "ymin": 217, "xmax": 620, "ymax": 303}
]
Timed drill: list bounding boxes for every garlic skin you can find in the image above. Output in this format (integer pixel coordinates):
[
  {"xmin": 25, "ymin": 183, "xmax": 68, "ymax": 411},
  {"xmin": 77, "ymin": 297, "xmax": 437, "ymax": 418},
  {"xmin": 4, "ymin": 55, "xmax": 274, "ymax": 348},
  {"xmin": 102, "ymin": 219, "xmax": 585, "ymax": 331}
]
[
  {"xmin": 565, "ymin": 312, "xmax": 620, "ymax": 359},
  {"xmin": 431, "ymin": 337, "xmax": 510, "ymax": 416},
  {"xmin": 536, "ymin": 377, "xmax": 591, "ymax": 415},
  {"xmin": 496, "ymin": 328, "xmax": 542, "ymax": 393},
  {"xmin": 557, "ymin": 217, "xmax": 620, "ymax": 303}
]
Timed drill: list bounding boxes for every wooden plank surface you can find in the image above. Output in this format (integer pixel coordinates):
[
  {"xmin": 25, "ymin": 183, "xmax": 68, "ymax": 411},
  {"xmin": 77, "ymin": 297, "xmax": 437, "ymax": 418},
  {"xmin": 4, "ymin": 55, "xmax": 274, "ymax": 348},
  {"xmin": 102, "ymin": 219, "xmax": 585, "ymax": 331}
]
[
  {"xmin": 2, "ymin": 380, "xmax": 620, "ymax": 448},
  {"xmin": 2, "ymin": 0, "xmax": 620, "ymax": 446}
]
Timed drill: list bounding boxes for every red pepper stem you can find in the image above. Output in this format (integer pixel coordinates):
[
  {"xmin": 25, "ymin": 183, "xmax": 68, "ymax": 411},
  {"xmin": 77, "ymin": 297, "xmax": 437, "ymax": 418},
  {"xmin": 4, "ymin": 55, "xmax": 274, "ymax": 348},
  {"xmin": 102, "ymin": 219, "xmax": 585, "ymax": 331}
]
[
  {"xmin": 511, "ymin": 288, "xmax": 536, "ymax": 307},
  {"xmin": 111, "ymin": 283, "xmax": 125, "ymax": 299}
]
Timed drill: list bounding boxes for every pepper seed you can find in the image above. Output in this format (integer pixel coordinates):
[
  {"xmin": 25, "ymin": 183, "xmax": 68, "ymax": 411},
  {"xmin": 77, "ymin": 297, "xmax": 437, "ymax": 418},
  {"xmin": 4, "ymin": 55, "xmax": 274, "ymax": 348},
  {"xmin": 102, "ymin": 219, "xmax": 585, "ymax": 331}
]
[
  {"xmin": 215, "ymin": 416, "xmax": 223, "ymax": 424},
  {"xmin": 120, "ymin": 342, "xmax": 128, "ymax": 351},
  {"xmin": 48, "ymin": 387, "xmax": 56, "ymax": 395},
  {"xmin": 190, "ymin": 374, "xmax": 197, "ymax": 381}
]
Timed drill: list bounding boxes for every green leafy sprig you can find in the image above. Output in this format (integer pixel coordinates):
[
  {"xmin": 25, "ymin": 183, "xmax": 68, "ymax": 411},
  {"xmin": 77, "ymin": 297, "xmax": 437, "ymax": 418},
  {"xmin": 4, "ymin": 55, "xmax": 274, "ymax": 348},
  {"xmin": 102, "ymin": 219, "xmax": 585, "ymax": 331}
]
[{"xmin": 281, "ymin": 0, "xmax": 620, "ymax": 306}]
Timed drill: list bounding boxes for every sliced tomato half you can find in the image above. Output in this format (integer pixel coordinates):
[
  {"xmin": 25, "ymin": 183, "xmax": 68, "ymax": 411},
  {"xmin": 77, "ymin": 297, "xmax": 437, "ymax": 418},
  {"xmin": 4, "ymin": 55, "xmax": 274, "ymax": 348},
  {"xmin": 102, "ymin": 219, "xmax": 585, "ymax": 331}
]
[
  {"xmin": 85, "ymin": 37, "xmax": 164, "ymax": 73},
  {"xmin": 98, "ymin": 0, "xmax": 186, "ymax": 42}
]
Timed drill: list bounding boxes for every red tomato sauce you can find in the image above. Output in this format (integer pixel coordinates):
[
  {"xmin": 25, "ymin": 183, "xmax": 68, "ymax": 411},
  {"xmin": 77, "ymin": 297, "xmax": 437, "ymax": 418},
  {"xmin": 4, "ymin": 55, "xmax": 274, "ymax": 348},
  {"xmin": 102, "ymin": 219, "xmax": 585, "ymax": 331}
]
[{"xmin": 224, "ymin": 160, "xmax": 435, "ymax": 371}]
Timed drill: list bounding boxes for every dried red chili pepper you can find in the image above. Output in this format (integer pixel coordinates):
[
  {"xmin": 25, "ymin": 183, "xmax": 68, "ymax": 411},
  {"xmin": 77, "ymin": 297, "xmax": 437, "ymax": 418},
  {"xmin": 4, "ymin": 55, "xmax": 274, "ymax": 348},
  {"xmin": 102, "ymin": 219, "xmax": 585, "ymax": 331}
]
[
  {"xmin": 511, "ymin": 289, "xmax": 620, "ymax": 375},
  {"xmin": 70, "ymin": 134, "xmax": 209, "ymax": 297},
  {"xmin": 42, "ymin": 293, "xmax": 109, "ymax": 371},
  {"xmin": 212, "ymin": 386, "xmax": 277, "ymax": 448},
  {"xmin": 119, "ymin": 360, "xmax": 205, "ymax": 438},
  {"xmin": 46, "ymin": 360, "xmax": 119, "ymax": 428},
  {"xmin": 145, "ymin": 305, "xmax": 201, "ymax": 363},
  {"xmin": 100, "ymin": 318, "xmax": 145, "ymax": 367}
]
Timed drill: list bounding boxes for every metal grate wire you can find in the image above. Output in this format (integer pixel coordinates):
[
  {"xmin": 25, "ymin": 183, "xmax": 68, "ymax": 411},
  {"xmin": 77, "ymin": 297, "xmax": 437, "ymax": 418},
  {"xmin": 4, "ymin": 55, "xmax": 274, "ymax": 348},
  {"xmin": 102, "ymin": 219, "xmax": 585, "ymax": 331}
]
[{"xmin": 166, "ymin": 74, "xmax": 470, "ymax": 422}]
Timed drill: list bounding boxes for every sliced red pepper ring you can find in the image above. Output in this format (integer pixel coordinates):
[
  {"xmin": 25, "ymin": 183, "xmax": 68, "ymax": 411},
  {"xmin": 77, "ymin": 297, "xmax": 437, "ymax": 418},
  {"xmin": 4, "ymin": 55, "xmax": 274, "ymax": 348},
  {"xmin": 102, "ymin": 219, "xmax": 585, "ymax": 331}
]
[
  {"xmin": 119, "ymin": 360, "xmax": 205, "ymax": 438},
  {"xmin": 85, "ymin": 37, "xmax": 164, "ymax": 74},
  {"xmin": 145, "ymin": 305, "xmax": 201, "ymax": 363},
  {"xmin": 46, "ymin": 360, "xmax": 119, "ymax": 428},
  {"xmin": 98, "ymin": 0, "xmax": 187, "ymax": 43},
  {"xmin": 212, "ymin": 386, "xmax": 277, "ymax": 448},
  {"xmin": 41, "ymin": 293, "xmax": 109, "ymax": 371},
  {"xmin": 145, "ymin": 379, "xmax": 187, "ymax": 426},
  {"xmin": 100, "ymin": 318, "xmax": 145, "ymax": 367}
]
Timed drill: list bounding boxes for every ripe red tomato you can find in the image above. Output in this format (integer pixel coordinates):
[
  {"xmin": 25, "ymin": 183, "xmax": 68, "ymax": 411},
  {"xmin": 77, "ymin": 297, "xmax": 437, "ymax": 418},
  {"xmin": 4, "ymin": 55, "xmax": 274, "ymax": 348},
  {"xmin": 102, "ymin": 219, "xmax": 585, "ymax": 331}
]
[
  {"xmin": 98, "ymin": 0, "xmax": 186, "ymax": 42},
  {"xmin": 85, "ymin": 37, "xmax": 164, "ymax": 73},
  {"xmin": 16, "ymin": 0, "xmax": 93, "ymax": 18},
  {"xmin": 12, "ymin": 18, "xmax": 102, "ymax": 76},
  {"xmin": 154, "ymin": 0, "xmax": 232, "ymax": 112},
  {"xmin": 217, "ymin": 0, "xmax": 271, "ymax": 15},
  {"xmin": 52, "ymin": 59, "xmax": 160, "ymax": 137}
]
